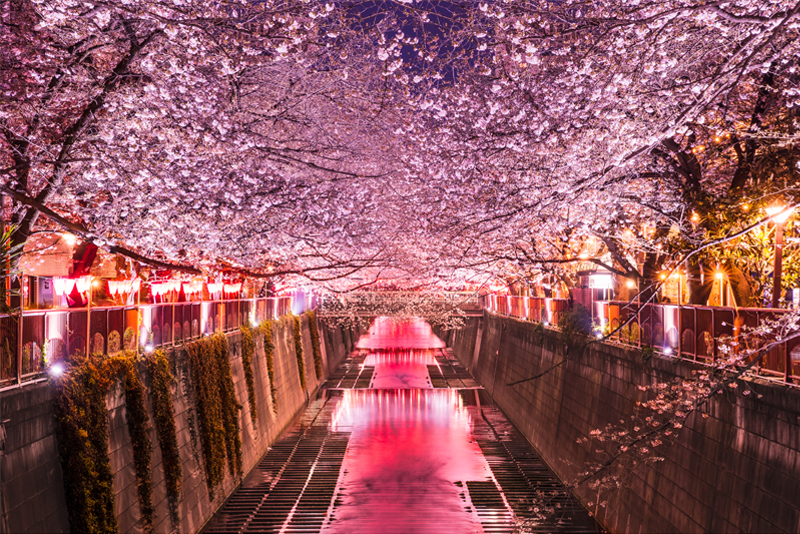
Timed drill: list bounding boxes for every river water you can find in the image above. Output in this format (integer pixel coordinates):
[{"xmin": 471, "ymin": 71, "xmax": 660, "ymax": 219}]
[{"xmin": 204, "ymin": 317, "xmax": 599, "ymax": 534}]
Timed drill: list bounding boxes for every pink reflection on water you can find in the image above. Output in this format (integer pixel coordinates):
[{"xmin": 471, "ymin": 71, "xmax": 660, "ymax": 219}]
[
  {"xmin": 365, "ymin": 350, "xmax": 437, "ymax": 389},
  {"xmin": 356, "ymin": 317, "xmax": 446, "ymax": 350},
  {"xmin": 326, "ymin": 389, "xmax": 491, "ymax": 533}
]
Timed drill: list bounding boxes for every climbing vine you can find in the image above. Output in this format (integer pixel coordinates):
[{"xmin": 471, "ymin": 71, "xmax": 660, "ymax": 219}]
[
  {"xmin": 186, "ymin": 333, "xmax": 243, "ymax": 495},
  {"xmin": 531, "ymin": 321, "xmax": 545, "ymax": 347},
  {"xmin": 213, "ymin": 334, "xmax": 243, "ymax": 478},
  {"xmin": 53, "ymin": 351, "xmax": 157, "ymax": 534},
  {"xmin": 292, "ymin": 315, "xmax": 307, "ymax": 390},
  {"xmin": 307, "ymin": 311, "xmax": 323, "ymax": 379},
  {"xmin": 261, "ymin": 321, "xmax": 278, "ymax": 414},
  {"xmin": 116, "ymin": 354, "xmax": 155, "ymax": 534},
  {"xmin": 53, "ymin": 355, "xmax": 118, "ymax": 534},
  {"xmin": 145, "ymin": 349, "xmax": 182, "ymax": 527},
  {"xmin": 240, "ymin": 325, "xmax": 258, "ymax": 424},
  {"xmin": 557, "ymin": 305, "xmax": 592, "ymax": 354}
]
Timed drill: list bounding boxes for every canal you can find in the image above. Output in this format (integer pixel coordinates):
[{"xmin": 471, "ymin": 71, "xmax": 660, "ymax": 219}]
[{"xmin": 203, "ymin": 318, "xmax": 600, "ymax": 533}]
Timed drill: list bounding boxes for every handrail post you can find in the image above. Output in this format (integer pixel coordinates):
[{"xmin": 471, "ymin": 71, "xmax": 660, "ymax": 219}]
[
  {"xmin": 693, "ymin": 309, "xmax": 697, "ymax": 362},
  {"xmin": 135, "ymin": 287, "xmax": 141, "ymax": 355},
  {"xmin": 677, "ymin": 277, "xmax": 682, "ymax": 357},
  {"xmin": 86, "ymin": 282, "xmax": 92, "ymax": 356},
  {"xmin": 637, "ymin": 307, "xmax": 641, "ymax": 348},
  {"xmin": 17, "ymin": 304, "xmax": 22, "ymax": 386},
  {"xmin": 784, "ymin": 341, "xmax": 790, "ymax": 383},
  {"xmin": 711, "ymin": 308, "xmax": 716, "ymax": 363}
]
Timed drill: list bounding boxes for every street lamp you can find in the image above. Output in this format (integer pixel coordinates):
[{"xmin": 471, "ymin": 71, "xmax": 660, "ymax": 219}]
[{"xmin": 766, "ymin": 204, "xmax": 795, "ymax": 308}]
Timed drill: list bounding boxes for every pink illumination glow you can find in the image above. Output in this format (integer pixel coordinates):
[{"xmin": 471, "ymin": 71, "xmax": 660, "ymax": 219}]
[
  {"xmin": 327, "ymin": 388, "xmax": 492, "ymax": 534},
  {"xmin": 364, "ymin": 349, "xmax": 437, "ymax": 389},
  {"xmin": 356, "ymin": 317, "xmax": 445, "ymax": 350},
  {"xmin": 107, "ymin": 280, "xmax": 120, "ymax": 296},
  {"xmin": 207, "ymin": 282, "xmax": 223, "ymax": 298},
  {"xmin": 52, "ymin": 277, "xmax": 75, "ymax": 298},
  {"xmin": 224, "ymin": 282, "xmax": 242, "ymax": 295},
  {"xmin": 323, "ymin": 321, "xmax": 508, "ymax": 533}
]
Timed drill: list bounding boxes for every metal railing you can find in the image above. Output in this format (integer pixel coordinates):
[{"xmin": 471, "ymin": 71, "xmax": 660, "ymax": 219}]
[
  {"xmin": 482, "ymin": 294, "xmax": 571, "ymax": 325},
  {"xmin": 482, "ymin": 295, "xmax": 800, "ymax": 384},
  {"xmin": 596, "ymin": 301, "xmax": 799, "ymax": 383},
  {"xmin": 0, "ymin": 295, "xmax": 313, "ymax": 390}
]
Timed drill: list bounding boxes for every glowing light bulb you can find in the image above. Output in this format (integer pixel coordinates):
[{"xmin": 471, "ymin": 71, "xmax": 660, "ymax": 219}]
[
  {"xmin": 626, "ymin": 279, "xmax": 636, "ymax": 289},
  {"xmin": 144, "ymin": 344, "xmax": 154, "ymax": 354},
  {"xmin": 61, "ymin": 233, "xmax": 77, "ymax": 246},
  {"xmin": 765, "ymin": 204, "xmax": 794, "ymax": 224},
  {"xmin": 49, "ymin": 363, "xmax": 65, "ymax": 377},
  {"xmin": 715, "ymin": 272, "xmax": 724, "ymax": 280}
]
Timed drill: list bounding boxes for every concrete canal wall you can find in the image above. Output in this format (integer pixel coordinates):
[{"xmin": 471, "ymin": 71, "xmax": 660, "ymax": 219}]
[
  {"xmin": 442, "ymin": 312, "xmax": 800, "ymax": 533},
  {"xmin": 0, "ymin": 317, "xmax": 359, "ymax": 534}
]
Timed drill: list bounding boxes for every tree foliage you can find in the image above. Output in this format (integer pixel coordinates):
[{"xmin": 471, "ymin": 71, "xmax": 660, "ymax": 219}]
[{"xmin": 1, "ymin": 0, "xmax": 798, "ymax": 296}]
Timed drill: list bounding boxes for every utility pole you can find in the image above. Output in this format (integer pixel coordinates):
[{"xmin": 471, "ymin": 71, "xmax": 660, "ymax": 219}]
[
  {"xmin": 766, "ymin": 203, "xmax": 793, "ymax": 308},
  {"xmin": 772, "ymin": 220, "xmax": 785, "ymax": 309}
]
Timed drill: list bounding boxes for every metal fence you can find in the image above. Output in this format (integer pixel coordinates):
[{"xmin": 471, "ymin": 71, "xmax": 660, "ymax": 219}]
[
  {"xmin": 482, "ymin": 295, "xmax": 571, "ymax": 325},
  {"xmin": 482, "ymin": 295, "xmax": 800, "ymax": 384},
  {"xmin": 0, "ymin": 296, "xmax": 305, "ymax": 390}
]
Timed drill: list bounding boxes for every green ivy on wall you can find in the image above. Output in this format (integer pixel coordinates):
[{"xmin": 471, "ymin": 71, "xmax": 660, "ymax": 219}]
[
  {"xmin": 53, "ymin": 351, "xmax": 157, "ymax": 534},
  {"xmin": 186, "ymin": 333, "xmax": 243, "ymax": 495},
  {"xmin": 260, "ymin": 321, "xmax": 278, "ymax": 414},
  {"xmin": 214, "ymin": 334, "xmax": 243, "ymax": 477},
  {"xmin": 292, "ymin": 315, "xmax": 307, "ymax": 390},
  {"xmin": 240, "ymin": 325, "xmax": 258, "ymax": 424},
  {"xmin": 307, "ymin": 311, "xmax": 323, "ymax": 379},
  {"xmin": 145, "ymin": 350, "xmax": 182, "ymax": 527},
  {"xmin": 116, "ymin": 354, "xmax": 156, "ymax": 534},
  {"xmin": 53, "ymin": 355, "xmax": 118, "ymax": 534}
]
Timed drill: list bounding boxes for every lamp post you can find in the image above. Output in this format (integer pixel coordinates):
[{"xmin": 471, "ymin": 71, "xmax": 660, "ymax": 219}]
[{"xmin": 766, "ymin": 204, "xmax": 795, "ymax": 309}]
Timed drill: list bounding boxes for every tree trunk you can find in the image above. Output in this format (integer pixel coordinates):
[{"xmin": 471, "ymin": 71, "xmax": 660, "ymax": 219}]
[
  {"xmin": 727, "ymin": 265, "xmax": 753, "ymax": 308},
  {"xmin": 686, "ymin": 258, "xmax": 713, "ymax": 305},
  {"xmin": 639, "ymin": 253, "xmax": 662, "ymax": 303}
]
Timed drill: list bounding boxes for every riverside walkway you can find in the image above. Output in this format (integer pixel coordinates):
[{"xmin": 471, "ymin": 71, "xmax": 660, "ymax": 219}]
[{"xmin": 202, "ymin": 318, "xmax": 600, "ymax": 533}]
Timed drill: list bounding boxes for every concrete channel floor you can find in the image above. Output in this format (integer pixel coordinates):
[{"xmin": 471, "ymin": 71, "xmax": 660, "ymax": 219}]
[{"xmin": 203, "ymin": 324, "xmax": 601, "ymax": 534}]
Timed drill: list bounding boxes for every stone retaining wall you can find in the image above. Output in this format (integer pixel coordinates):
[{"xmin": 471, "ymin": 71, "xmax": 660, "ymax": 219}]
[
  {"xmin": 445, "ymin": 312, "xmax": 800, "ymax": 533},
  {"xmin": 0, "ymin": 316, "xmax": 358, "ymax": 533}
]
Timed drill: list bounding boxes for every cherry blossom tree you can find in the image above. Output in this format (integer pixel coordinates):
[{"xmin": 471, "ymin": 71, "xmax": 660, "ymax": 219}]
[
  {"xmin": 391, "ymin": 0, "xmax": 800, "ymax": 301},
  {"xmin": 2, "ymin": 0, "xmax": 799, "ymax": 296},
  {"xmin": 1, "ymin": 0, "xmax": 403, "ymax": 281}
]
